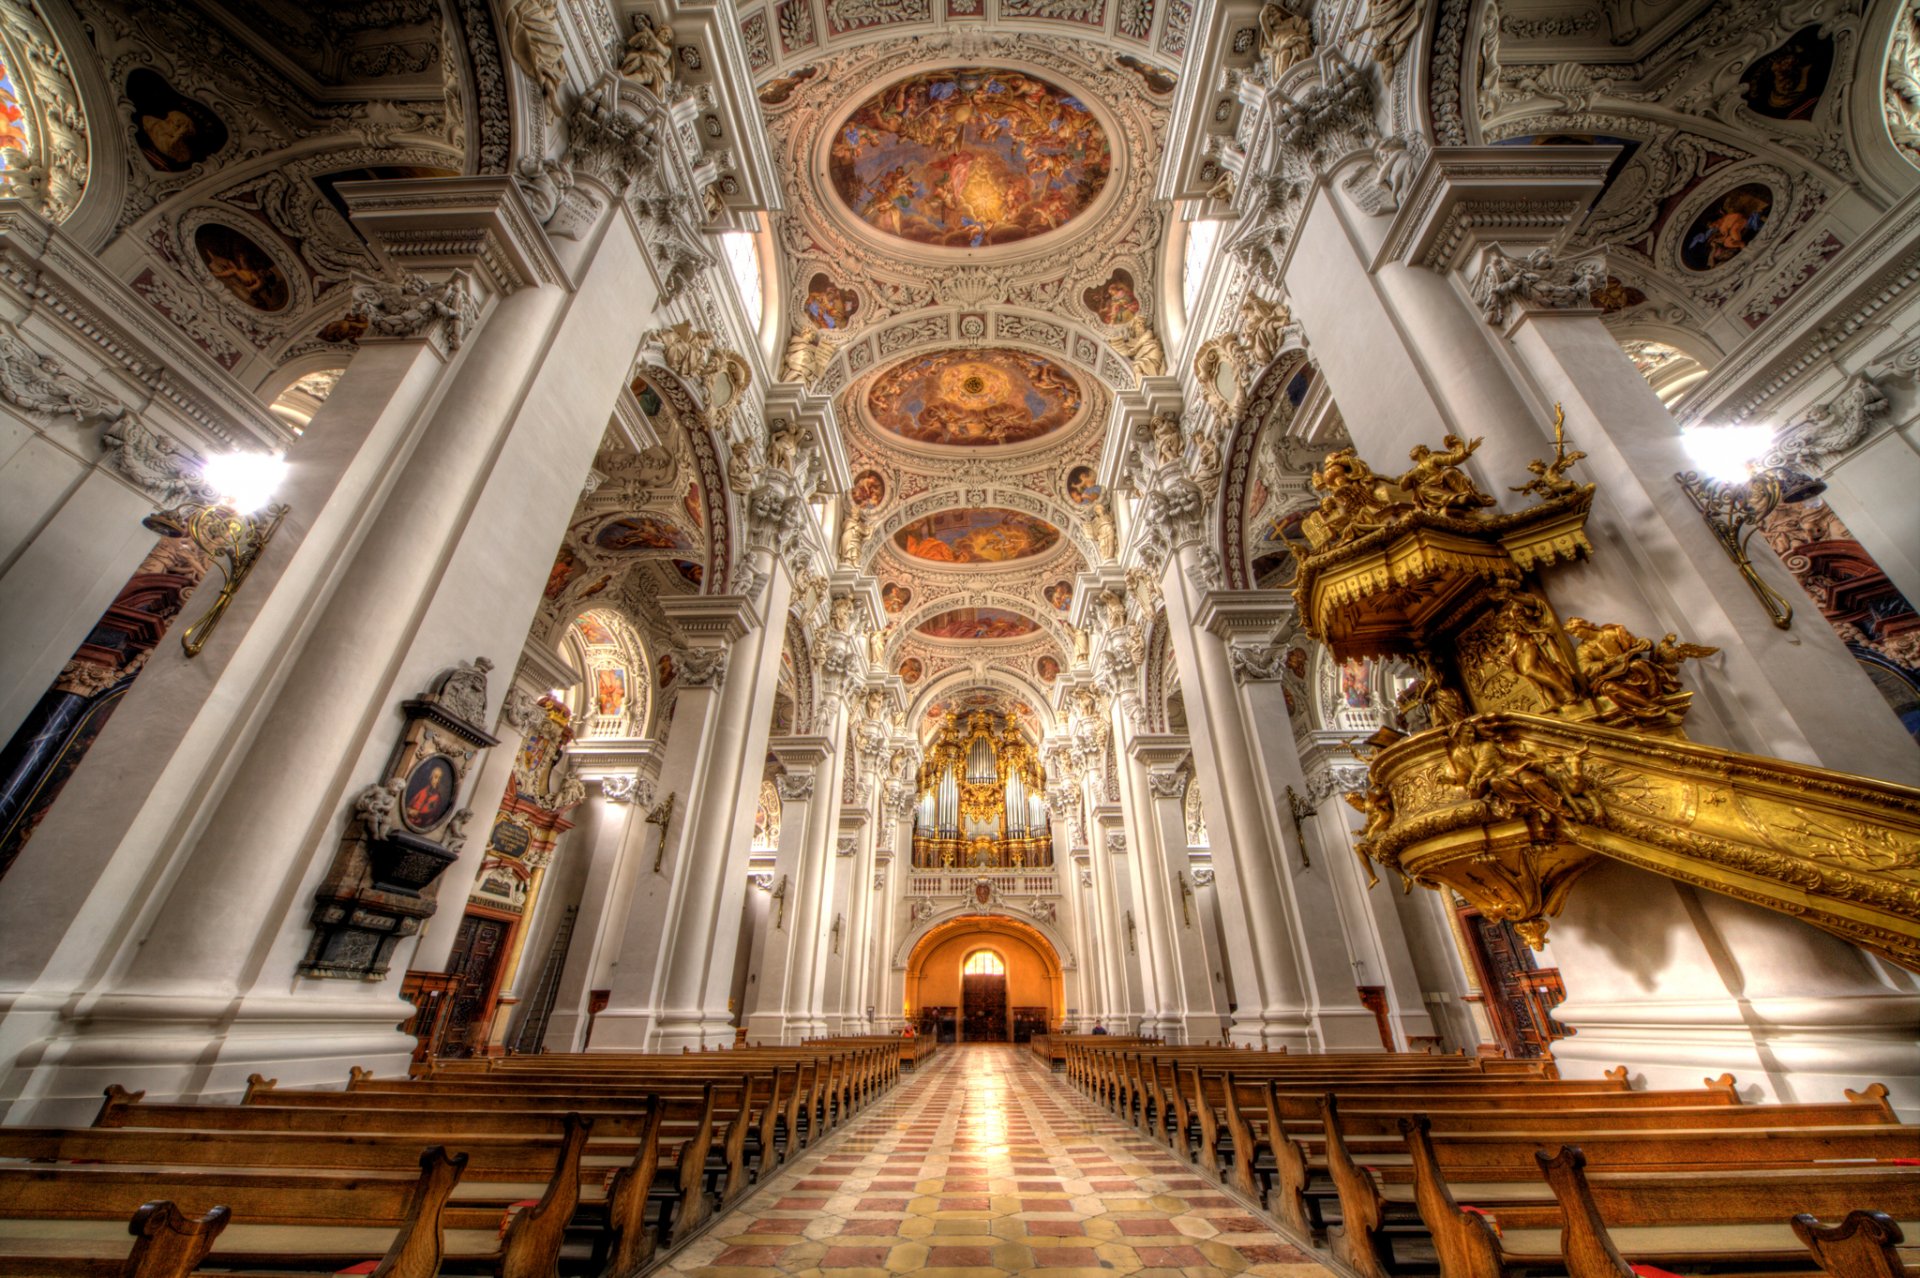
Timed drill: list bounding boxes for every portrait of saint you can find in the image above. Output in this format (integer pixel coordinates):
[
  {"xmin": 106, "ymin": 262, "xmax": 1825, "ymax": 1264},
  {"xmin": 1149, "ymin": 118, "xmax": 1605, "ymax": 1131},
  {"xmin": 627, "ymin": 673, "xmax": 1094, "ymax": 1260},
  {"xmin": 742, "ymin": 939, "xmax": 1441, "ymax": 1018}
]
[
  {"xmin": 881, "ymin": 582, "xmax": 913, "ymax": 614},
  {"xmin": 657, "ymin": 653, "xmax": 676, "ymax": 687},
  {"xmin": 866, "ymin": 349, "xmax": 1083, "ymax": 448},
  {"xmin": 757, "ymin": 65, "xmax": 818, "ymax": 106},
  {"xmin": 194, "ymin": 223, "xmax": 290, "ymax": 313},
  {"xmin": 1740, "ymin": 27, "xmax": 1832, "ymax": 121},
  {"xmin": 1341, "ymin": 659, "xmax": 1371, "ymax": 709},
  {"xmin": 851, "ymin": 469, "xmax": 888, "ymax": 509},
  {"xmin": 804, "ymin": 273, "xmax": 860, "ymax": 329},
  {"xmin": 595, "ymin": 668, "xmax": 627, "ymax": 718},
  {"xmin": 631, "ymin": 377, "xmax": 664, "ymax": 418},
  {"xmin": 898, "ymin": 657, "xmax": 924, "ymax": 684},
  {"xmin": 672, "ymin": 559, "xmax": 705, "ymax": 588},
  {"xmin": 1037, "ymin": 655, "xmax": 1061, "ymax": 683},
  {"xmin": 1681, "ymin": 184, "xmax": 1773, "ymax": 271},
  {"xmin": 828, "ymin": 68, "xmax": 1112, "ymax": 249},
  {"xmin": 916, "ymin": 607, "xmax": 1040, "ymax": 641},
  {"xmin": 401, "ymin": 755, "xmax": 457, "ymax": 832},
  {"xmin": 1043, "ymin": 580, "xmax": 1073, "ymax": 611},
  {"xmin": 1083, "ymin": 269, "xmax": 1141, "ymax": 325},
  {"xmin": 684, "ymin": 481, "xmax": 703, "ymax": 527},
  {"xmin": 894, "ymin": 509, "xmax": 1062, "ymax": 565},
  {"xmin": 1065, "ymin": 465, "xmax": 1102, "ymax": 506},
  {"xmin": 594, "ymin": 515, "xmax": 694, "ymax": 552},
  {"xmin": 127, "ymin": 69, "xmax": 227, "ymax": 173}
]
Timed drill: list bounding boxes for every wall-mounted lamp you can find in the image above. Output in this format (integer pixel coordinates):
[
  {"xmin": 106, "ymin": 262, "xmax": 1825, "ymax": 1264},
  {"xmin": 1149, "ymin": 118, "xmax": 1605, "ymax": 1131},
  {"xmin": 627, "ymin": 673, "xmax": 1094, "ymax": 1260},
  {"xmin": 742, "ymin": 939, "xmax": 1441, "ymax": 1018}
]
[
  {"xmin": 1674, "ymin": 426, "xmax": 1821, "ymax": 632},
  {"xmin": 144, "ymin": 452, "xmax": 289, "ymax": 657}
]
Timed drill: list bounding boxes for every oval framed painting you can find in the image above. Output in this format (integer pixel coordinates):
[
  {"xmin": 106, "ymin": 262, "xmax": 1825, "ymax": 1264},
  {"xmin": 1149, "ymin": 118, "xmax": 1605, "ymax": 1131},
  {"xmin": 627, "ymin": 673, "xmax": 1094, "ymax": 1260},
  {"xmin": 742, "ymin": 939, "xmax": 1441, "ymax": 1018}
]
[
  {"xmin": 1680, "ymin": 183, "xmax": 1773, "ymax": 272},
  {"xmin": 400, "ymin": 754, "xmax": 458, "ymax": 833}
]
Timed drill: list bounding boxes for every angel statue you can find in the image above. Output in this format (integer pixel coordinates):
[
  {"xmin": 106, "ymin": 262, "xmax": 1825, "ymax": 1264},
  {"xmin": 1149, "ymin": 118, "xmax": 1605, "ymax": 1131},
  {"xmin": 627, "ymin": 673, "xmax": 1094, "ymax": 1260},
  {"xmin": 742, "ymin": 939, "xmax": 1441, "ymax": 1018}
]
[
  {"xmin": 839, "ymin": 507, "xmax": 872, "ymax": 567},
  {"xmin": 620, "ymin": 14, "xmax": 676, "ymax": 97},
  {"xmin": 1258, "ymin": 3, "xmax": 1314, "ymax": 80}
]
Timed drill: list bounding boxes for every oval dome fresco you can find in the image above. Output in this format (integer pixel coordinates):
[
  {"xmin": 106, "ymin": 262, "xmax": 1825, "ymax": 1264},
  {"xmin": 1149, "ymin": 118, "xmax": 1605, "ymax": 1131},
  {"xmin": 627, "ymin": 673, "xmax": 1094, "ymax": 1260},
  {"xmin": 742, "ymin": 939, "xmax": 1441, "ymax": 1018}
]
[
  {"xmin": 828, "ymin": 67, "xmax": 1112, "ymax": 249},
  {"xmin": 867, "ymin": 348, "xmax": 1083, "ymax": 448},
  {"xmin": 894, "ymin": 509, "xmax": 1062, "ymax": 565}
]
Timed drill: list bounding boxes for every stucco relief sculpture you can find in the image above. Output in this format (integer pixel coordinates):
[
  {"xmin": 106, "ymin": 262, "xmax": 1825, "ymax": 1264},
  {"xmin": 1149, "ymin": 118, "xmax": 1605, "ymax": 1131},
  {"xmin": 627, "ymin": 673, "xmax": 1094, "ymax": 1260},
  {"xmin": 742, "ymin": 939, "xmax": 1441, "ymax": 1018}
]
[{"xmin": 619, "ymin": 13, "xmax": 678, "ymax": 98}]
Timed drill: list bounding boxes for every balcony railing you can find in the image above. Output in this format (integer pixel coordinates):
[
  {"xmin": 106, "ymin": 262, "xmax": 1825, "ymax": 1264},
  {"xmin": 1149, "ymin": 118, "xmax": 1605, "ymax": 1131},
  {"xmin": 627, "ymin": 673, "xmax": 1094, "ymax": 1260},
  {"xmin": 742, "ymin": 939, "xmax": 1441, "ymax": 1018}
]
[{"xmin": 905, "ymin": 870, "xmax": 1058, "ymax": 898}]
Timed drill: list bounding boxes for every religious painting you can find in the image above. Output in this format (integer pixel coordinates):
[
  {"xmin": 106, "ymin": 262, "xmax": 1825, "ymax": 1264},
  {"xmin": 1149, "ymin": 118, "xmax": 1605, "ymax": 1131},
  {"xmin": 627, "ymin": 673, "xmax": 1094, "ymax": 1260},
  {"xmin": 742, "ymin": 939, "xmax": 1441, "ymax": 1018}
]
[
  {"xmin": 898, "ymin": 657, "xmax": 924, "ymax": 684},
  {"xmin": 1740, "ymin": 27, "xmax": 1832, "ymax": 121},
  {"xmin": 1591, "ymin": 275, "xmax": 1647, "ymax": 313},
  {"xmin": 1341, "ymin": 659, "xmax": 1371, "ymax": 708},
  {"xmin": 1043, "ymin": 580, "xmax": 1073, "ymax": 611},
  {"xmin": 127, "ymin": 69, "xmax": 227, "ymax": 172},
  {"xmin": 401, "ymin": 754, "xmax": 457, "ymax": 832},
  {"xmin": 758, "ymin": 65, "xmax": 818, "ymax": 106},
  {"xmin": 1116, "ymin": 54, "xmax": 1178, "ymax": 96},
  {"xmin": 804, "ymin": 272, "xmax": 860, "ymax": 329},
  {"xmin": 657, "ymin": 653, "xmax": 676, "ymax": 687},
  {"xmin": 1083, "ymin": 269, "xmax": 1141, "ymax": 325},
  {"xmin": 575, "ymin": 614, "xmax": 616, "ymax": 646},
  {"xmin": 1066, "ymin": 465, "xmax": 1102, "ymax": 505},
  {"xmin": 631, "ymin": 376, "xmax": 664, "ymax": 418},
  {"xmin": 894, "ymin": 509, "xmax": 1062, "ymax": 564},
  {"xmin": 672, "ymin": 559, "xmax": 705, "ymax": 588},
  {"xmin": 318, "ymin": 312, "xmax": 368, "ymax": 345},
  {"xmin": 851, "ymin": 468, "xmax": 888, "ymax": 509},
  {"xmin": 0, "ymin": 59, "xmax": 27, "ymax": 159},
  {"xmin": 917, "ymin": 607, "xmax": 1041, "ymax": 640},
  {"xmin": 684, "ymin": 481, "xmax": 703, "ymax": 527},
  {"xmin": 1681, "ymin": 184, "xmax": 1773, "ymax": 271},
  {"xmin": 867, "ymin": 348, "xmax": 1083, "ymax": 447},
  {"xmin": 593, "ymin": 514, "xmax": 694, "ymax": 552},
  {"xmin": 546, "ymin": 546, "xmax": 580, "ymax": 601},
  {"xmin": 1036, "ymin": 654, "xmax": 1061, "ymax": 683},
  {"xmin": 881, "ymin": 582, "xmax": 913, "ymax": 614},
  {"xmin": 594, "ymin": 667, "xmax": 627, "ymax": 718},
  {"xmin": 194, "ymin": 223, "xmax": 290, "ymax": 312},
  {"xmin": 828, "ymin": 68, "xmax": 1112, "ymax": 248}
]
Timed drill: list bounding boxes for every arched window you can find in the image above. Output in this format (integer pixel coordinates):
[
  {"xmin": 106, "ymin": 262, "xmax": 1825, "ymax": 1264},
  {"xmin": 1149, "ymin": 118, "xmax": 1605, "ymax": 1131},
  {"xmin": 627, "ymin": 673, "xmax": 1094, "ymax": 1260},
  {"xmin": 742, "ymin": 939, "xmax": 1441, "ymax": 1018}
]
[
  {"xmin": 963, "ymin": 950, "xmax": 1005, "ymax": 977},
  {"xmin": 719, "ymin": 228, "xmax": 764, "ymax": 330}
]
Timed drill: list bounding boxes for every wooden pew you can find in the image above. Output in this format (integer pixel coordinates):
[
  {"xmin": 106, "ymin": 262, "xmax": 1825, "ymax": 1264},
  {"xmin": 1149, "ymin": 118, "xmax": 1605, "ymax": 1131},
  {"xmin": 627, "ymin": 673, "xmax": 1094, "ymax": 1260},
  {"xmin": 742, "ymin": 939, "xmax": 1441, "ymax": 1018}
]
[{"xmin": 0, "ymin": 1201, "xmax": 231, "ymax": 1278}]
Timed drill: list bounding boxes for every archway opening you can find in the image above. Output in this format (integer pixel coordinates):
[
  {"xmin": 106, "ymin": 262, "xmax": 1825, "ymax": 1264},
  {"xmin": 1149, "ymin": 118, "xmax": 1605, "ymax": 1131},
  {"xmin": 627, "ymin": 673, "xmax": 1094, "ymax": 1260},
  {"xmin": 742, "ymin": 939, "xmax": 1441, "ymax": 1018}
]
[{"xmin": 904, "ymin": 916, "xmax": 1064, "ymax": 1045}]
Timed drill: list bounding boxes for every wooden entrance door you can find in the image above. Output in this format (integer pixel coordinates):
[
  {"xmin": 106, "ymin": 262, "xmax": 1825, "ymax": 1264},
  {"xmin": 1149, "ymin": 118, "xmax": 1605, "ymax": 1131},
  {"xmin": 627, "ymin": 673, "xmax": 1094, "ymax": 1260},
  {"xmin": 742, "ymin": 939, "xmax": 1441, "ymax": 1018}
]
[
  {"xmin": 442, "ymin": 912, "xmax": 513, "ymax": 1056},
  {"xmin": 1458, "ymin": 906, "xmax": 1569, "ymax": 1058},
  {"xmin": 962, "ymin": 973, "xmax": 1007, "ymax": 1041}
]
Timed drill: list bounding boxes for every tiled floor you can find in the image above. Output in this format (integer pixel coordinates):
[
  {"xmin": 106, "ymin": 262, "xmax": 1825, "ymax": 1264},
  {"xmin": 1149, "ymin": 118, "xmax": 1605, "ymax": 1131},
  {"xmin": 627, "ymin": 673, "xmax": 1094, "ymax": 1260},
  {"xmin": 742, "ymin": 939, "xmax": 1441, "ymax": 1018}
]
[{"xmin": 659, "ymin": 1044, "xmax": 1334, "ymax": 1278}]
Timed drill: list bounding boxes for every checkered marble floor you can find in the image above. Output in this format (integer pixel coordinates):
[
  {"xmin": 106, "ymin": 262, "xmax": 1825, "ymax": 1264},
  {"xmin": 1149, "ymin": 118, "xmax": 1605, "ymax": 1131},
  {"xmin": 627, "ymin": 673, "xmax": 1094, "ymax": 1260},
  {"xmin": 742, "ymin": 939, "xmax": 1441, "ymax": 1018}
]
[{"xmin": 656, "ymin": 1043, "xmax": 1333, "ymax": 1278}]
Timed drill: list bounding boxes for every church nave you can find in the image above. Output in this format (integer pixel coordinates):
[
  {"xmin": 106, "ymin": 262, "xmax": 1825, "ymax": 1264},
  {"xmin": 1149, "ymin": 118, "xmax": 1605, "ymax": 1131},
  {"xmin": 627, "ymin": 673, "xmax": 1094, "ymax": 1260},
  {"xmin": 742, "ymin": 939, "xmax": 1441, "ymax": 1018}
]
[{"xmin": 664, "ymin": 1046, "xmax": 1327, "ymax": 1278}]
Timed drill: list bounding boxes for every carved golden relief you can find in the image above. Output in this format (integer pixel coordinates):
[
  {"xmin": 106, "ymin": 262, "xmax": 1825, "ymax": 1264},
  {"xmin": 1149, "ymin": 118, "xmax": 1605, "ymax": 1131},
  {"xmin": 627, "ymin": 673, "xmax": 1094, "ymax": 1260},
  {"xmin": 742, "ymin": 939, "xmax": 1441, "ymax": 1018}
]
[{"xmin": 1298, "ymin": 418, "xmax": 1920, "ymax": 970}]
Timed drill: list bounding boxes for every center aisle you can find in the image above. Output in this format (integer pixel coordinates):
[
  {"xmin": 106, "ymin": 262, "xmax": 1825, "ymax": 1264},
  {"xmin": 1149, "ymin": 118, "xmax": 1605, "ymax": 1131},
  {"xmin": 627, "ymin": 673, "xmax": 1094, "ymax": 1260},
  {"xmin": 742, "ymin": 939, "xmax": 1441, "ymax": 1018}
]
[{"xmin": 660, "ymin": 1044, "xmax": 1333, "ymax": 1278}]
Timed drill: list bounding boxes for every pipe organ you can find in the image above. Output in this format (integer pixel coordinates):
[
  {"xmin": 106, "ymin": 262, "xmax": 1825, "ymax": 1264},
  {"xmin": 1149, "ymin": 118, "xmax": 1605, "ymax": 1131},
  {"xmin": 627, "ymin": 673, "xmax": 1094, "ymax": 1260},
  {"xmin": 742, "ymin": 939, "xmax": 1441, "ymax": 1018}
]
[{"xmin": 912, "ymin": 710, "xmax": 1051, "ymax": 869}]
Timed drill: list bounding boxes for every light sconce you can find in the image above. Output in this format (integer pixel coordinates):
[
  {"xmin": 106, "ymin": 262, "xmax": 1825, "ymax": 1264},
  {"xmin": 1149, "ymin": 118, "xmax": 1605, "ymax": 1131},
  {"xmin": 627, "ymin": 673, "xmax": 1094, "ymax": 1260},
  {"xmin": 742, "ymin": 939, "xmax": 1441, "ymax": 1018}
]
[
  {"xmin": 144, "ymin": 452, "xmax": 290, "ymax": 658},
  {"xmin": 1674, "ymin": 426, "xmax": 1821, "ymax": 631}
]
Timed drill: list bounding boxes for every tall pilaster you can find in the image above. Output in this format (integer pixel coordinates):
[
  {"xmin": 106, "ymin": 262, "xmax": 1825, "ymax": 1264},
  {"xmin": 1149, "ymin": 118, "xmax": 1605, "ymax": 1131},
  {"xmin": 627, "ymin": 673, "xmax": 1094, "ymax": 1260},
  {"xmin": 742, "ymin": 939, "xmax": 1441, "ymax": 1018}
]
[
  {"xmin": 743, "ymin": 744, "xmax": 830, "ymax": 1042},
  {"xmin": 1132, "ymin": 740, "xmax": 1228, "ymax": 1044}
]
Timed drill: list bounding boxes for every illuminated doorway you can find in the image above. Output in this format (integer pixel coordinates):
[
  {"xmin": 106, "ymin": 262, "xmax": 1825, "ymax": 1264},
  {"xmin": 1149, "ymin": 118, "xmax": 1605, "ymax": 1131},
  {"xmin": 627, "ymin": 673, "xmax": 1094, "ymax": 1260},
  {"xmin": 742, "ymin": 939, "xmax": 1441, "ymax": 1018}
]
[{"xmin": 961, "ymin": 948, "xmax": 1008, "ymax": 1042}]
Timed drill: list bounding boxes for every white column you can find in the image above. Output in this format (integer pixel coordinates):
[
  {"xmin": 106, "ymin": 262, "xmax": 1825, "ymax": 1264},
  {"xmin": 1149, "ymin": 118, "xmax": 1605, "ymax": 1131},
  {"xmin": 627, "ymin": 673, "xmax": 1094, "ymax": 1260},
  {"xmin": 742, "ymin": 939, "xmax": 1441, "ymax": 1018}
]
[
  {"xmin": 542, "ymin": 779, "xmax": 642, "ymax": 1050},
  {"xmin": 743, "ymin": 754, "xmax": 823, "ymax": 1041},
  {"xmin": 1134, "ymin": 747, "xmax": 1227, "ymax": 1044},
  {"xmin": 825, "ymin": 809, "xmax": 874, "ymax": 1032},
  {"xmin": 1126, "ymin": 744, "xmax": 1195, "ymax": 1040}
]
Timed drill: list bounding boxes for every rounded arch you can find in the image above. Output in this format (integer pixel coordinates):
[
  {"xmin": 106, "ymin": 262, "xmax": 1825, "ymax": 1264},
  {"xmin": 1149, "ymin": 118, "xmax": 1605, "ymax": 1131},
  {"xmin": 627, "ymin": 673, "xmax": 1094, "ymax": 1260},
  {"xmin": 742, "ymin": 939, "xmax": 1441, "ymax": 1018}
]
[
  {"xmin": 627, "ymin": 357, "xmax": 735, "ymax": 595},
  {"xmin": 559, "ymin": 607, "xmax": 653, "ymax": 740},
  {"xmin": 889, "ymin": 591, "xmax": 1072, "ymax": 663},
  {"xmin": 1220, "ymin": 348, "xmax": 1314, "ymax": 589},
  {"xmin": 864, "ymin": 482, "xmax": 1095, "ymax": 577},
  {"xmin": 900, "ymin": 914, "xmax": 1068, "ymax": 1030},
  {"xmin": 908, "ymin": 666, "xmax": 1060, "ymax": 738}
]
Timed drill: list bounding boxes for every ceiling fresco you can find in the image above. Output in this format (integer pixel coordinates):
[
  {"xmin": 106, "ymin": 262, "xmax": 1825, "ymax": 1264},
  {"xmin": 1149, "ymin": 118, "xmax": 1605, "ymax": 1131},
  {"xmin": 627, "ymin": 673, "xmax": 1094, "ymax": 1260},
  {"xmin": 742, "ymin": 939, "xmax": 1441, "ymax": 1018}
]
[
  {"xmin": 828, "ymin": 68, "xmax": 1112, "ymax": 249},
  {"xmin": 916, "ymin": 607, "xmax": 1042, "ymax": 641},
  {"xmin": 866, "ymin": 347, "xmax": 1084, "ymax": 448},
  {"xmin": 894, "ymin": 509, "xmax": 1063, "ymax": 565}
]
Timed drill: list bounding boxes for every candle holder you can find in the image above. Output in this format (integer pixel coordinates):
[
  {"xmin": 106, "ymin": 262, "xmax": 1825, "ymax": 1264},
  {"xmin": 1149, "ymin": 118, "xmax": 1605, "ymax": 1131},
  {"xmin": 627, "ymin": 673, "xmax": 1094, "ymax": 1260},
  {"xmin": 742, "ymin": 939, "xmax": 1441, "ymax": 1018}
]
[
  {"xmin": 1673, "ymin": 466, "xmax": 1822, "ymax": 631},
  {"xmin": 144, "ymin": 499, "xmax": 289, "ymax": 657}
]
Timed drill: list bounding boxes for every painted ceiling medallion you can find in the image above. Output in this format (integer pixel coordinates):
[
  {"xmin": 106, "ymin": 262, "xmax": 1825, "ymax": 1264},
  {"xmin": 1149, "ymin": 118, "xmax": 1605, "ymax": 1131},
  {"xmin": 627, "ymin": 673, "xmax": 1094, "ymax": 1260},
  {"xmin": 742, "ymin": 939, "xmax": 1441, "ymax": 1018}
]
[
  {"xmin": 917, "ymin": 607, "xmax": 1041, "ymax": 641},
  {"xmin": 828, "ymin": 67, "xmax": 1111, "ymax": 249},
  {"xmin": 894, "ymin": 509, "xmax": 1062, "ymax": 564},
  {"xmin": 867, "ymin": 347, "xmax": 1083, "ymax": 447}
]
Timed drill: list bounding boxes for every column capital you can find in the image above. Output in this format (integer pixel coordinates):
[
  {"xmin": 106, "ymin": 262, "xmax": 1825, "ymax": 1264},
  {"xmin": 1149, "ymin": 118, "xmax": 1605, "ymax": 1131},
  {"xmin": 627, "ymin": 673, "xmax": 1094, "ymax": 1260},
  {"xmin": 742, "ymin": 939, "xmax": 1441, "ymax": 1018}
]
[
  {"xmin": 659, "ymin": 594, "xmax": 761, "ymax": 645},
  {"xmin": 1195, "ymin": 589, "xmax": 1294, "ymax": 641},
  {"xmin": 1375, "ymin": 145, "xmax": 1619, "ymax": 275},
  {"xmin": 1126, "ymin": 733, "xmax": 1191, "ymax": 771},
  {"xmin": 770, "ymin": 735, "xmax": 835, "ymax": 773},
  {"xmin": 342, "ymin": 175, "xmax": 569, "ymax": 298}
]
